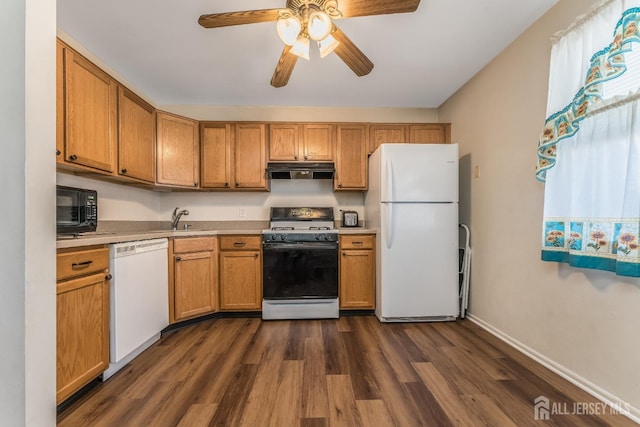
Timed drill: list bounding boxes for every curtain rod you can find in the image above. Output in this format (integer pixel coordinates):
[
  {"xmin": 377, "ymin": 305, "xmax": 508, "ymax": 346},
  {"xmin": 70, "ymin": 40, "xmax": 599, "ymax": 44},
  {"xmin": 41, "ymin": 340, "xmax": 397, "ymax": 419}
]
[{"xmin": 551, "ymin": 0, "xmax": 616, "ymax": 43}]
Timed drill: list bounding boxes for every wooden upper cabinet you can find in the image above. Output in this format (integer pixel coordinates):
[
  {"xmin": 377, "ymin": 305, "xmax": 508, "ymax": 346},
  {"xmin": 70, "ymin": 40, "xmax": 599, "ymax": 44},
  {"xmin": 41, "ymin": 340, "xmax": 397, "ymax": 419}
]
[
  {"xmin": 302, "ymin": 124, "xmax": 334, "ymax": 161},
  {"xmin": 234, "ymin": 123, "xmax": 267, "ymax": 189},
  {"xmin": 64, "ymin": 48, "xmax": 117, "ymax": 173},
  {"xmin": 369, "ymin": 124, "xmax": 407, "ymax": 154},
  {"xmin": 335, "ymin": 124, "xmax": 367, "ymax": 190},
  {"xmin": 269, "ymin": 123, "xmax": 299, "ymax": 161},
  {"xmin": 409, "ymin": 124, "xmax": 451, "ymax": 144},
  {"xmin": 56, "ymin": 41, "xmax": 65, "ymax": 164},
  {"xmin": 117, "ymin": 87, "xmax": 156, "ymax": 183},
  {"xmin": 156, "ymin": 111, "xmax": 199, "ymax": 188},
  {"xmin": 201, "ymin": 123, "xmax": 232, "ymax": 189},
  {"xmin": 268, "ymin": 123, "xmax": 334, "ymax": 162}
]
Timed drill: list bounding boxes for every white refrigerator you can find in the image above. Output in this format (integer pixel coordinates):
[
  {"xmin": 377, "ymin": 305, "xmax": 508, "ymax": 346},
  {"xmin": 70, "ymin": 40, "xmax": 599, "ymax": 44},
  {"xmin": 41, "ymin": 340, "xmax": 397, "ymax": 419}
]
[{"xmin": 365, "ymin": 143, "xmax": 459, "ymax": 322}]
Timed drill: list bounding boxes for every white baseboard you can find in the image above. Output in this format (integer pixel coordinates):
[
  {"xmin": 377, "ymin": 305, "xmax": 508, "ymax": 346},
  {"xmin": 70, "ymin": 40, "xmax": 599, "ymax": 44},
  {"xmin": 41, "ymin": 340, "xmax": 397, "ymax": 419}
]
[{"xmin": 467, "ymin": 314, "xmax": 640, "ymax": 424}]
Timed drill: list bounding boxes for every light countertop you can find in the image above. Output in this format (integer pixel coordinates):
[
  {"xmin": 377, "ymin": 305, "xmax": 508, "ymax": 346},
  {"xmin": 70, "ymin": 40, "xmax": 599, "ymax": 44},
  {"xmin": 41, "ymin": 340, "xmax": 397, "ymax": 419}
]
[{"xmin": 57, "ymin": 224, "xmax": 376, "ymax": 249}]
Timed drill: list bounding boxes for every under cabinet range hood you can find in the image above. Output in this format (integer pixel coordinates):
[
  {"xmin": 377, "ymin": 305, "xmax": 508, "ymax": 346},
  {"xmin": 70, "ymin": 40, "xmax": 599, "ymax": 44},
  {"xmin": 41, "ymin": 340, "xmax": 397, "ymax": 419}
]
[{"xmin": 266, "ymin": 162, "xmax": 335, "ymax": 180}]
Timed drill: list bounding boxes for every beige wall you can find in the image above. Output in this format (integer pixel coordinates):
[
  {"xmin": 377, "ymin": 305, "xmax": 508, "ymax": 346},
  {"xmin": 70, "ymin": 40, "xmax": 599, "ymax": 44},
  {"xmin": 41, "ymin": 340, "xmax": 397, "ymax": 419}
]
[{"xmin": 439, "ymin": 0, "xmax": 640, "ymax": 415}]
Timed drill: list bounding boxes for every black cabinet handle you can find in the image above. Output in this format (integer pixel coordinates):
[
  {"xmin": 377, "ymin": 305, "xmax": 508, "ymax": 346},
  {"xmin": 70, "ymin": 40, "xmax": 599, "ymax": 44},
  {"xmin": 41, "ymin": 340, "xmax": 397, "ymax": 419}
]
[
  {"xmin": 121, "ymin": 168, "xmax": 127, "ymax": 174},
  {"xmin": 176, "ymin": 256, "xmax": 182, "ymax": 262},
  {"xmin": 56, "ymin": 149, "xmax": 61, "ymax": 156},
  {"xmin": 69, "ymin": 154, "xmax": 78, "ymax": 161},
  {"xmin": 105, "ymin": 274, "xmax": 112, "ymax": 281},
  {"xmin": 71, "ymin": 260, "xmax": 93, "ymax": 268},
  {"xmin": 233, "ymin": 242, "xmax": 246, "ymax": 247}
]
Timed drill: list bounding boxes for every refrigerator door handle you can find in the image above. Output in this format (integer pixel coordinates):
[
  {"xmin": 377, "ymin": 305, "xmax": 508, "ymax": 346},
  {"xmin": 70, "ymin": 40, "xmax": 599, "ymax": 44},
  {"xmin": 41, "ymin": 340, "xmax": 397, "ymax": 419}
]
[
  {"xmin": 384, "ymin": 202, "xmax": 394, "ymax": 249},
  {"xmin": 383, "ymin": 160, "xmax": 394, "ymax": 202}
]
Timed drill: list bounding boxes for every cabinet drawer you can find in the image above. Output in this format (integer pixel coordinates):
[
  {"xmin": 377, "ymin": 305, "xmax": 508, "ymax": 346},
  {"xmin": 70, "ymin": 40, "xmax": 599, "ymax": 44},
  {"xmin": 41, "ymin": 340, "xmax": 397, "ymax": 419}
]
[
  {"xmin": 173, "ymin": 237, "xmax": 216, "ymax": 254},
  {"xmin": 57, "ymin": 248, "xmax": 109, "ymax": 281},
  {"xmin": 340, "ymin": 235, "xmax": 375, "ymax": 250},
  {"xmin": 219, "ymin": 235, "xmax": 262, "ymax": 251}
]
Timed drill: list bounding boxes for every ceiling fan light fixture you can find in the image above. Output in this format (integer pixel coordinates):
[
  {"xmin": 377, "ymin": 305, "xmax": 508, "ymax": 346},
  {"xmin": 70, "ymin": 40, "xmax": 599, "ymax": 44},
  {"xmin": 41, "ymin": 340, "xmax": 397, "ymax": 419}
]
[
  {"xmin": 276, "ymin": 15, "xmax": 302, "ymax": 46},
  {"xmin": 318, "ymin": 34, "xmax": 339, "ymax": 58},
  {"xmin": 290, "ymin": 35, "xmax": 310, "ymax": 60},
  {"xmin": 307, "ymin": 11, "xmax": 332, "ymax": 41}
]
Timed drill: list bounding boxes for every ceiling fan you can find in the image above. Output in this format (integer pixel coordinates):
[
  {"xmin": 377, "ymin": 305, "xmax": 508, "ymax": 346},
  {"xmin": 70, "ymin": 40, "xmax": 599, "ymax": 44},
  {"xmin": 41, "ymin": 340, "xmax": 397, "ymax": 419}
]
[{"xmin": 198, "ymin": 0, "xmax": 421, "ymax": 88}]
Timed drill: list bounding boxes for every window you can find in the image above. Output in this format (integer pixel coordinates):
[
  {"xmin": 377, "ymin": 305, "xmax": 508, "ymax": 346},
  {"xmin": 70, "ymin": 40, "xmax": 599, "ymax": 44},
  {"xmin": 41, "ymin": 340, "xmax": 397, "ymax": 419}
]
[{"xmin": 537, "ymin": 1, "xmax": 640, "ymax": 277}]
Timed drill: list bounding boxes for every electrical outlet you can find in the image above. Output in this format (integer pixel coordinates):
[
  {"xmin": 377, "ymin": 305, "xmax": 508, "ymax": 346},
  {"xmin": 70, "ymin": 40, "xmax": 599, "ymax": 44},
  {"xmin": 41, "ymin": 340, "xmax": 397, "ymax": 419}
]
[{"xmin": 239, "ymin": 207, "xmax": 247, "ymax": 217}]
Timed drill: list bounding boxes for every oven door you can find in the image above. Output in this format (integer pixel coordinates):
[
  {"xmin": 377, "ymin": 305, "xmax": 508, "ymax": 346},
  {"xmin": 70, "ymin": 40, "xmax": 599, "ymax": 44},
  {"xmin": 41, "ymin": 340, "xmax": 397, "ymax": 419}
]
[{"xmin": 262, "ymin": 241, "xmax": 338, "ymax": 299}]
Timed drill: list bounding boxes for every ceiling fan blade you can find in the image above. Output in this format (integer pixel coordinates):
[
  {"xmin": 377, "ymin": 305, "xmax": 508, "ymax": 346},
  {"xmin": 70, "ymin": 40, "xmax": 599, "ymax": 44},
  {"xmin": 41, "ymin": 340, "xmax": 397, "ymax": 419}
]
[
  {"xmin": 271, "ymin": 45, "xmax": 299, "ymax": 88},
  {"xmin": 332, "ymin": 26, "xmax": 374, "ymax": 77},
  {"xmin": 198, "ymin": 9, "xmax": 281, "ymax": 28},
  {"xmin": 337, "ymin": 0, "xmax": 420, "ymax": 18}
]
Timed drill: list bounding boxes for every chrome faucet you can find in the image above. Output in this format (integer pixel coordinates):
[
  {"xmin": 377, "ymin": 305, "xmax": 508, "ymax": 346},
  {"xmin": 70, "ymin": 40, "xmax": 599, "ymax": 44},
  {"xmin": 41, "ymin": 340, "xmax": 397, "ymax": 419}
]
[{"xmin": 171, "ymin": 207, "xmax": 189, "ymax": 230}]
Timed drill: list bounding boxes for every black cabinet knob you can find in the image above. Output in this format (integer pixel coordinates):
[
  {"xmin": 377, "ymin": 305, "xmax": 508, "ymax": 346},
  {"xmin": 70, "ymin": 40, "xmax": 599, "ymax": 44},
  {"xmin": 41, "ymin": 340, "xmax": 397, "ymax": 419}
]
[
  {"xmin": 69, "ymin": 154, "xmax": 78, "ymax": 161},
  {"xmin": 55, "ymin": 149, "xmax": 61, "ymax": 156},
  {"xmin": 121, "ymin": 168, "xmax": 127, "ymax": 174},
  {"xmin": 176, "ymin": 256, "xmax": 182, "ymax": 262},
  {"xmin": 294, "ymin": 155, "xmax": 298, "ymax": 160},
  {"xmin": 255, "ymin": 252, "xmax": 259, "ymax": 257},
  {"xmin": 225, "ymin": 182, "xmax": 229, "ymax": 187},
  {"xmin": 338, "ymin": 182, "xmax": 342, "ymax": 188},
  {"xmin": 105, "ymin": 274, "xmax": 113, "ymax": 281},
  {"xmin": 235, "ymin": 183, "xmax": 239, "ymax": 187}
]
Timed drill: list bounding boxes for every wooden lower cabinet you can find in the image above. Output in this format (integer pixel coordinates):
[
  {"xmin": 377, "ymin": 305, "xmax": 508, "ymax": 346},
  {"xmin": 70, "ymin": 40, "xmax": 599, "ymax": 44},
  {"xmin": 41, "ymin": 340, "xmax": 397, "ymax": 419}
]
[
  {"xmin": 56, "ymin": 246, "xmax": 110, "ymax": 404},
  {"xmin": 339, "ymin": 235, "xmax": 375, "ymax": 309},
  {"xmin": 219, "ymin": 235, "xmax": 262, "ymax": 311},
  {"xmin": 170, "ymin": 237, "xmax": 217, "ymax": 322}
]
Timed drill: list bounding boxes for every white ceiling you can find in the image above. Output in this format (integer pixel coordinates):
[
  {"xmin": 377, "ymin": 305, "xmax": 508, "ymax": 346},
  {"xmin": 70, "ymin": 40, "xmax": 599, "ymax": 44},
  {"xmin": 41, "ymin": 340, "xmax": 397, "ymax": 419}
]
[{"xmin": 57, "ymin": 0, "xmax": 558, "ymax": 109}]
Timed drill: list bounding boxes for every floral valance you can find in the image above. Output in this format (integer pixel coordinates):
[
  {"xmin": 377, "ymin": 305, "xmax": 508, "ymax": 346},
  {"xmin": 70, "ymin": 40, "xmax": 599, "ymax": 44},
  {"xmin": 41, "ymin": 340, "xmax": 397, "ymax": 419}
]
[{"xmin": 536, "ymin": 7, "xmax": 640, "ymax": 182}]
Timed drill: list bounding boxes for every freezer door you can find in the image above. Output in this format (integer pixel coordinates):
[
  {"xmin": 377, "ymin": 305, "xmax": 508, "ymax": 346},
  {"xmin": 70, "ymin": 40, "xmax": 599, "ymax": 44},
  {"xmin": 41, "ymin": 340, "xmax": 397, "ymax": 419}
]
[
  {"xmin": 378, "ymin": 202, "xmax": 459, "ymax": 319},
  {"xmin": 380, "ymin": 144, "xmax": 458, "ymax": 203}
]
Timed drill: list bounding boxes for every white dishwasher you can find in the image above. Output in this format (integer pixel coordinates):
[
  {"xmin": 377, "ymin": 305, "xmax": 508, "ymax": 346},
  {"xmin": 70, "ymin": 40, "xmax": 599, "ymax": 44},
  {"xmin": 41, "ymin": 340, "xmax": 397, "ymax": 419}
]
[{"xmin": 103, "ymin": 238, "xmax": 169, "ymax": 380}]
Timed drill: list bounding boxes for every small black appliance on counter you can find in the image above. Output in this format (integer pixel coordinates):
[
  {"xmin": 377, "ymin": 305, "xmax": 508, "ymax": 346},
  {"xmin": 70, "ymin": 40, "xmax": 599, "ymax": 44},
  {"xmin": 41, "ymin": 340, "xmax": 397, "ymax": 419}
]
[{"xmin": 56, "ymin": 185, "xmax": 98, "ymax": 234}]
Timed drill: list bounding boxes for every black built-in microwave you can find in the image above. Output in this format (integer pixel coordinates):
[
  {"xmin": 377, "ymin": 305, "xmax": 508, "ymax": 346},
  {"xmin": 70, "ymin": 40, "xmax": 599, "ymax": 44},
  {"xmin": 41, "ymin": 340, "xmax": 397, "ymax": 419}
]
[{"xmin": 56, "ymin": 185, "xmax": 98, "ymax": 234}]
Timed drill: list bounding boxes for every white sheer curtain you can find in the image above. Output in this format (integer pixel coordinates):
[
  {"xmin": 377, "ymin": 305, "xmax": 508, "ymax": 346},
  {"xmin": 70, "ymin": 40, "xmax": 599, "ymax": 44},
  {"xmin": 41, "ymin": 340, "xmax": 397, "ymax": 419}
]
[{"xmin": 538, "ymin": 0, "xmax": 640, "ymax": 277}]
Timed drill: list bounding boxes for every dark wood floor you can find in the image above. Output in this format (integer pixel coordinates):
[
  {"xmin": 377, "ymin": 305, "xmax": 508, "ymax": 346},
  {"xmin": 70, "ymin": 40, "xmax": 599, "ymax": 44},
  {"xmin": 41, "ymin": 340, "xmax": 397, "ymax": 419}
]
[{"xmin": 57, "ymin": 316, "xmax": 636, "ymax": 426}]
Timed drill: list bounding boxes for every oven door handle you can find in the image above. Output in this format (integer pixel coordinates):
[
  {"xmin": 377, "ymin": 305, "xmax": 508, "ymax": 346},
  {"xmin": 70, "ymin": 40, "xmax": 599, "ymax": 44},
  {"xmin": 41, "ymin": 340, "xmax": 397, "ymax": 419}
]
[{"xmin": 263, "ymin": 242, "xmax": 338, "ymax": 250}]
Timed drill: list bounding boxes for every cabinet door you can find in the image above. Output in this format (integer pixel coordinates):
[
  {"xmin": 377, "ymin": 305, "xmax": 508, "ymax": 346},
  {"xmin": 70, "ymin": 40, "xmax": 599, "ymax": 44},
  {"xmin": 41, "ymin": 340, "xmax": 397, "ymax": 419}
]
[
  {"xmin": 57, "ymin": 272, "xmax": 109, "ymax": 404},
  {"xmin": 56, "ymin": 41, "xmax": 65, "ymax": 164},
  {"xmin": 64, "ymin": 48, "xmax": 117, "ymax": 173},
  {"xmin": 118, "ymin": 87, "xmax": 156, "ymax": 183},
  {"xmin": 369, "ymin": 124, "xmax": 407, "ymax": 154},
  {"xmin": 408, "ymin": 124, "xmax": 450, "ymax": 144},
  {"xmin": 156, "ymin": 112, "xmax": 199, "ymax": 188},
  {"xmin": 269, "ymin": 123, "xmax": 299, "ymax": 161},
  {"xmin": 234, "ymin": 123, "xmax": 267, "ymax": 189},
  {"xmin": 219, "ymin": 251, "xmax": 262, "ymax": 310},
  {"xmin": 302, "ymin": 124, "xmax": 334, "ymax": 161},
  {"xmin": 340, "ymin": 249, "xmax": 375, "ymax": 309},
  {"xmin": 174, "ymin": 251, "xmax": 216, "ymax": 321},
  {"xmin": 335, "ymin": 124, "xmax": 367, "ymax": 190},
  {"xmin": 201, "ymin": 123, "xmax": 232, "ymax": 189}
]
